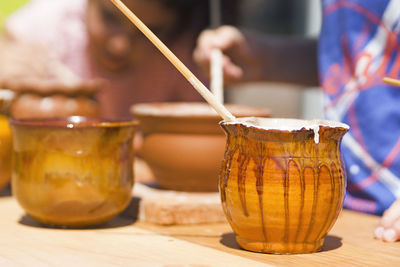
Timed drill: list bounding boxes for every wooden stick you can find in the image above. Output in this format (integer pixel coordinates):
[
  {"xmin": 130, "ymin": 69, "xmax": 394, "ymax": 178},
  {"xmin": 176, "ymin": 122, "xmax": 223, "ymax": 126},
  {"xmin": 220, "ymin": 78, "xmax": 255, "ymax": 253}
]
[
  {"xmin": 110, "ymin": 0, "xmax": 235, "ymax": 122},
  {"xmin": 210, "ymin": 48, "xmax": 224, "ymax": 104},
  {"xmin": 383, "ymin": 77, "xmax": 400, "ymax": 87},
  {"xmin": 209, "ymin": 0, "xmax": 224, "ymax": 104}
]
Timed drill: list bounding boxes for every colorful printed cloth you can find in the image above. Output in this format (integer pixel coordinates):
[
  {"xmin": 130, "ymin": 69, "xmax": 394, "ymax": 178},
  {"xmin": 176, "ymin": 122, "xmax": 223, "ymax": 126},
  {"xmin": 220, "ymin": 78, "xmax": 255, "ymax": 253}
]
[{"xmin": 319, "ymin": 0, "xmax": 400, "ymax": 214}]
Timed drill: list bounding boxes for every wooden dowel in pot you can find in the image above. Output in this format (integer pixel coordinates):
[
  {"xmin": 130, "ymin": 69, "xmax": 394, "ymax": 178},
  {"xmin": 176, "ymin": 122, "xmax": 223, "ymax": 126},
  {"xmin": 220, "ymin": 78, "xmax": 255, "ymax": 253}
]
[{"xmin": 110, "ymin": 0, "xmax": 235, "ymax": 122}]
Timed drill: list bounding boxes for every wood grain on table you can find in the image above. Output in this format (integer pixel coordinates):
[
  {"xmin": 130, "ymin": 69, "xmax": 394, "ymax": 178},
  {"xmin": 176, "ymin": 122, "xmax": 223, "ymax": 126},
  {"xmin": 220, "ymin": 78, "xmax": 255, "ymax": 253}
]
[{"xmin": 0, "ymin": 188, "xmax": 399, "ymax": 266}]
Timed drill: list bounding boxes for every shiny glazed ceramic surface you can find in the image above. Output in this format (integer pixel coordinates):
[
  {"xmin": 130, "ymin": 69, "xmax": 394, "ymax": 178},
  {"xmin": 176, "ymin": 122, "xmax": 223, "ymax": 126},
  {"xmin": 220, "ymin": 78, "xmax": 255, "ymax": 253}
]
[
  {"xmin": 0, "ymin": 114, "xmax": 12, "ymax": 188},
  {"xmin": 131, "ymin": 102, "xmax": 270, "ymax": 192},
  {"xmin": 219, "ymin": 118, "xmax": 349, "ymax": 254},
  {"xmin": 10, "ymin": 117, "xmax": 138, "ymax": 227}
]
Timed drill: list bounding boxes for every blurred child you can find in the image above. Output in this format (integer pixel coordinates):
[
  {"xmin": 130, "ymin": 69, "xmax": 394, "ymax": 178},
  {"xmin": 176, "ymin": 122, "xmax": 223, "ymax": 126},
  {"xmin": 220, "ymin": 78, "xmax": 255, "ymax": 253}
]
[{"xmin": 4, "ymin": 0, "xmax": 238, "ymax": 118}]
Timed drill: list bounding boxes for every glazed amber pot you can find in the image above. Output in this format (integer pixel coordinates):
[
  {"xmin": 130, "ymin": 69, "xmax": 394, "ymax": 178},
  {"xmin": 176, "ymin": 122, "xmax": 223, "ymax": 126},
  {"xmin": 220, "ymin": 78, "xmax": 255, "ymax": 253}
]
[
  {"xmin": 0, "ymin": 90, "xmax": 14, "ymax": 188},
  {"xmin": 131, "ymin": 102, "xmax": 270, "ymax": 192},
  {"xmin": 0, "ymin": 114, "xmax": 12, "ymax": 189},
  {"xmin": 10, "ymin": 117, "xmax": 138, "ymax": 227},
  {"xmin": 219, "ymin": 117, "xmax": 349, "ymax": 254}
]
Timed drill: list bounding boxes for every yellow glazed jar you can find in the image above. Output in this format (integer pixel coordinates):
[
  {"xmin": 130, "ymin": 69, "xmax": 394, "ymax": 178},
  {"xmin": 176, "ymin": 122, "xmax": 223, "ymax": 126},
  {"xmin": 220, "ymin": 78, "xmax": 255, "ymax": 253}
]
[
  {"xmin": 0, "ymin": 114, "xmax": 12, "ymax": 188},
  {"xmin": 10, "ymin": 117, "xmax": 138, "ymax": 227}
]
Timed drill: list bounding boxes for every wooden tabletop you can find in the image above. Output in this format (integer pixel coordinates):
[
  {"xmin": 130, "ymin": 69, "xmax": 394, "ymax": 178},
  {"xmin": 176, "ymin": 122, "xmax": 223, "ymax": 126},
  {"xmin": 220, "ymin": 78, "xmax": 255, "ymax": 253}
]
[{"xmin": 0, "ymin": 187, "xmax": 399, "ymax": 266}]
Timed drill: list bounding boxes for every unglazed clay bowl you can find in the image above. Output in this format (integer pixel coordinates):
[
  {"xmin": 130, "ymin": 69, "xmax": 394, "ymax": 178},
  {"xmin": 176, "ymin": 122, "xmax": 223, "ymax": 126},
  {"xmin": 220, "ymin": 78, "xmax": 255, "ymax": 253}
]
[
  {"xmin": 131, "ymin": 102, "xmax": 270, "ymax": 192},
  {"xmin": 10, "ymin": 116, "xmax": 138, "ymax": 227},
  {"xmin": 219, "ymin": 117, "xmax": 349, "ymax": 254},
  {"xmin": 11, "ymin": 93, "xmax": 100, "ymax": 119}
]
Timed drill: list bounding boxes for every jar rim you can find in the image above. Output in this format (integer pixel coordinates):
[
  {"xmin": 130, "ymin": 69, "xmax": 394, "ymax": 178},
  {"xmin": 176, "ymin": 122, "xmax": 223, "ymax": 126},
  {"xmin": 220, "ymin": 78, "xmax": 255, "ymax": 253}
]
[
  {"xmin": 9, "ymin": 116, "xmax": 138, "ymax": 128},
  {"xmin": 220, "ymin": 117, "xmax": 350, "ymax": 131}
]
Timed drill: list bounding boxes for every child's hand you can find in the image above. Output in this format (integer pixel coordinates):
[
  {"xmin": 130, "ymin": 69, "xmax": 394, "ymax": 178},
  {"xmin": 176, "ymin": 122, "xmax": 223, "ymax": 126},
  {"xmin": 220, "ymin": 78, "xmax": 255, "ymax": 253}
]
[
  {"xmin": 193, "ymin": 26, "xmax": 251, "ymax": 84},
  {"xmin": 374, "ymin": 199, "xmax": 400, "ymax": 242}
]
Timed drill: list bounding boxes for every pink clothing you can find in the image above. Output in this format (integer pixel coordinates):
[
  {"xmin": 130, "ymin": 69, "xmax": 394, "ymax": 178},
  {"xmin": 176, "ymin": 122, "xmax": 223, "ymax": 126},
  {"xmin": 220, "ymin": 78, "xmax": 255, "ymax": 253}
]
[
  {"xmin": 6, "ymin": 0, "xmax": 204, "ymax": 118},
  {"xmin": 7, "ymin": 0, "xmax": 90, "ymax": 78}
]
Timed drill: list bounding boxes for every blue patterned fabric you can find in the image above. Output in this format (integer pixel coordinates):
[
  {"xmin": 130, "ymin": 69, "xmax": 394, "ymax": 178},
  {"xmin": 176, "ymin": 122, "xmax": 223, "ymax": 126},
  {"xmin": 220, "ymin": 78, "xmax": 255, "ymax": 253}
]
[{"xmin": 319, "ymin": 0, "xmax": 400, "ymax": 215}]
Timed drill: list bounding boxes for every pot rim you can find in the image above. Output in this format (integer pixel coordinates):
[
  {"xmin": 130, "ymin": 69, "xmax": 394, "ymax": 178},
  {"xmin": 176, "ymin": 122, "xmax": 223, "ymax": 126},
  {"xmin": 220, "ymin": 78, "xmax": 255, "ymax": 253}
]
[
  {"xmin": 9, "ymin": 116, "xmax": 138, "ymax": 128},
  {"xmin": 131, "ymin": 102, "xmax": 270, "ymax": 119},
  {"xmin": 220, "ymin": 117, "xmax": 350, "ymax": 131}
]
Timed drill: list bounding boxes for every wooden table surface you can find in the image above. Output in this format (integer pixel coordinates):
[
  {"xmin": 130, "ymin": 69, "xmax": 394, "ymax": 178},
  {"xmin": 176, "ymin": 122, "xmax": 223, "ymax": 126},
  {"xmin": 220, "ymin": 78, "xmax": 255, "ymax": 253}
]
[{"xmin": 0, "ymin": 187, "xmax": 399, "ymax": 267}]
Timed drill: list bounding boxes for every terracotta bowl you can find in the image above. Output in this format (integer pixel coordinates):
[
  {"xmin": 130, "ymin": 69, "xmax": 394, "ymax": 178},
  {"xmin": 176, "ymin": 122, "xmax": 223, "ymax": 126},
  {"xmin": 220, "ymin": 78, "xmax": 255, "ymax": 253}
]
[
  {"xmin": 219, "ymin": 117, "xmax": 349, "ymax": 254},
  {"xmin": 10, "ymin": 116, "xmax": 138, "ymax": 227},
  {"xmin": 131, "ymin": 102, "xmax": 270, "ymax": 192},
  {"xmin": 0, "ymin": 89, "xmax": 14, "ymax": 115},
  {"xmin": 11, "ymin": 93, "xmax": 99, "ymax": 119}
]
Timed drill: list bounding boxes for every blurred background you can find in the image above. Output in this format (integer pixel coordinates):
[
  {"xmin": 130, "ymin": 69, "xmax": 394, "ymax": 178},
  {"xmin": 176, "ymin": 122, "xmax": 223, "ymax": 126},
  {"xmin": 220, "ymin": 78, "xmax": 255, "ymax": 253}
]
[
  {"xmin": 0, "ymin": 0, "xmax": 323, "ymax": 119},
  {"xmin": 0, "ymin": 1, "xmax": 29, "ymax": 32},
  {"xmin": 227, "ymin": 0, "xmax": 323, "ymax": 119}
]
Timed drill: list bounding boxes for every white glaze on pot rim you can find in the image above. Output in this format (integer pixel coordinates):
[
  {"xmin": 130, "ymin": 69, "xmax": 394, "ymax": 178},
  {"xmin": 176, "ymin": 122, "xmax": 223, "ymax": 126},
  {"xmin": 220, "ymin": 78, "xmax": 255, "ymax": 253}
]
[{"xmin": 222, "ymin": 117, "xmax": 350, "ymax": 144}]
